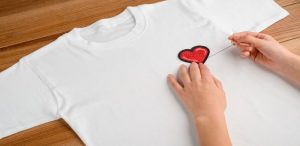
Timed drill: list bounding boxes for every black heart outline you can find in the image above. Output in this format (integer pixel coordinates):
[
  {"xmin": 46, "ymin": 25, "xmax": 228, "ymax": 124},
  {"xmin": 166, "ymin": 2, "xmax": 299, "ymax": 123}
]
[{"xmin": 178, "ymin": 45, "xmax": 210, "ymax": 63}]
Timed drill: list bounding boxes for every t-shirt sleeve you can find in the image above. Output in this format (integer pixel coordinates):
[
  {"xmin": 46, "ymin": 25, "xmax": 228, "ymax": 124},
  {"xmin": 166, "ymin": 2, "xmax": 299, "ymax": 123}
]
[
  {"xmin": 0, "ymin": 59, "xmax": 59, "ymax": 139},
  {"xmin": 179, "ymin": 0, "xmax": 289, "ymax": 34}
]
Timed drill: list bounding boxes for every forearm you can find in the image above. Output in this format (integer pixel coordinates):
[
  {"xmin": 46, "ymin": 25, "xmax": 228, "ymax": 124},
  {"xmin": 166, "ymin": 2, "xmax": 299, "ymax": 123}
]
[
  {"xmin": 278, "ymin": 53, "xmax": 300, "ymax": 87},
  {"xmin": 195, "ymin": 113, "xmax": 231, "ymax": 146}
]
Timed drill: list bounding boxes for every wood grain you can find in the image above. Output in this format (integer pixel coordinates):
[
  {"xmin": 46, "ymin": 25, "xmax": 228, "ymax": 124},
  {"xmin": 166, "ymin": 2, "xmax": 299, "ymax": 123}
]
[
  {"xmin": 0, "ymin": 0, "xmax": 160, "ymax": 48},
  {"xmin": 0, "ymin": 119, "xmax": 84, "ymax": 146},
  {"xmin": 0, "ymin": 33, "xmax": 62, "ymax": 71},
  {"xmin": 277, "ymin": 0, "xmax": 300, "ymax": 6},
  {"xmin": 282, "ymin": 37, "xmax": 300, "ymax": 54},
  {"xmin": 263, "ymin": 2, "xmax": 300, "ymax": 43},
  {"xmin": 0, "ymin": 0, "xmax": 299, "ymax": 145}
]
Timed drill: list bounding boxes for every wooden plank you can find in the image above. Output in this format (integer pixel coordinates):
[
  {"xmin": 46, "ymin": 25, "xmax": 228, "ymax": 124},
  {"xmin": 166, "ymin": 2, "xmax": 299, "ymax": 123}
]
[
  {"xmin": 263, "ymin": 3, "xmax": 300, "ymax": 42},
  {"xmin": 0, "ymin": 33, "xmax": 61, "ymax": 71},
  {"xmin": 0, "ymin": 119, "xmax": 84, "ymax": 146},
  {"xmin": 282, "ymin": 37, "xmax": 300, "ymax": 55},
  {"xmin": 0, "ymin": 0, "xmax": 66, "ymax": 17},
  {"xmin": 277, "ymin": 0, "xmax": 300, "ymax": 6},
  {"xmin": 0, "ymin": 0, "xmax": 160, "ymax": 49},
  {"xmin": 0, "ymin": 0, "xmax": 297, "ymax": 49}
]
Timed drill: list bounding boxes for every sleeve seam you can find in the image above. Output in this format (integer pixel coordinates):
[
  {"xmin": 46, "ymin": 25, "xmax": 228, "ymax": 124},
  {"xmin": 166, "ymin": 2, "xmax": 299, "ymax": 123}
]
[{"xmin": 21, "ymin": 59, "xmax": 61, "ymax": 118}]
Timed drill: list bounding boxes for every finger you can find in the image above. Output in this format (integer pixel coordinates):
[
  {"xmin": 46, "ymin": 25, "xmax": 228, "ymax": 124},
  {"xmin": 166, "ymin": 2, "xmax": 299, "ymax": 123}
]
[
  {"xmin": 255, "ymin": 33, "xmax": 273, "ymax": 40},
  {"xmin": 189, "ymin": 62, "xmax": 201, "ymax": 81},
  {"xmin": 238, "ymin": 42, "xmax": 252, "ymax": 47},
  {"xmin": 167, "ymin": 74, "xmax": 190, "ymax": 107},
  {"xmin": 167, "ymin": 74, "xmax": 183, "ymax": 95},
  {"xmin": 235, "ymin": 43, "xmax": 254, "ymax": 52},
  {"xmin": 212, "ymin": 75, "xmax": 224, "ymax": 90},
  {"xmin": 239, "ymin": 49, "xmax": 251, "ymax": 57},
  {"xmin": 248, "ymin": 48, "xmax": 260, "ymax": 61},
  {"xmin": 198, "ymin": 63, "xmax": 214, "ymax": 82},
  {"xmin": 232, "ymin": 31, "xmax": 259, "ymax": 40},
  {"xmin": 239, "ymin": 35, "xmax": 265, "ymax": 49},
  {"xmin": 231, "ymin": 32, "xmax": 266, "ymax": 48},
  {"xmin": 178, "ymin": 65, "xmax": 191, "ymax": 85},
  {"xmin": 233, "ymin": 43, "xmax": 252, "ymax": 59},
  {"xmin": 228, "ymin": 34, "xmax": 234, "ymax": 41},
  {"xmin": 232, "ymin": 32, "xmax": 272, "ymax": 41},
  {"xmin": 229, "ymin": 32, "xmax": 258, "ymax": 41}
]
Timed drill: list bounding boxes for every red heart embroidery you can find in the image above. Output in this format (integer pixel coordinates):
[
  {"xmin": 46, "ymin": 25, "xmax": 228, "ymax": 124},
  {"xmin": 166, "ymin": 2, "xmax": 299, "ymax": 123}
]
[{"xmin": 178, "ymin": 46, "xmax": 210, "ymax": 63}]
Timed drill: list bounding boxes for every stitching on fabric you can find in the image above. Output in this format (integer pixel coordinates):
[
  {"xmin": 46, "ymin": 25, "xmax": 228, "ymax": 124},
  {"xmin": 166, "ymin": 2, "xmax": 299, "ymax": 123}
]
[{"xmin": 21, "ymin": 59, "xmax": 61, "ymax": 117}]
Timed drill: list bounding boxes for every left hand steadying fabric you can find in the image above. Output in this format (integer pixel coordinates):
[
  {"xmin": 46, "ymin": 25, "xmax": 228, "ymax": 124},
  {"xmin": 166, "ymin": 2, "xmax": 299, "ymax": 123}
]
[{"xmin": 167, "ymin": 62, "xmax": 231, "ymax": 146}]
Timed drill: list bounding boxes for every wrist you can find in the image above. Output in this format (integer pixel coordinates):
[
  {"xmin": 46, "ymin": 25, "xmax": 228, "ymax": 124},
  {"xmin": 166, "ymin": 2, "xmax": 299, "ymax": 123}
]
[
  {"xmin": 194, "ymin": 112, "xmax": 225, "ymax": 124},
  {"xmin": 194, "ymin": 112, "xmax": 232, "ymax": 146},
  {"xmin": 277, "ymin": 52, "xmax": 300, "ymax": 76},
  {"xmin": 278, "ymin": 53, "xmax": 300, "ymax": 87}
]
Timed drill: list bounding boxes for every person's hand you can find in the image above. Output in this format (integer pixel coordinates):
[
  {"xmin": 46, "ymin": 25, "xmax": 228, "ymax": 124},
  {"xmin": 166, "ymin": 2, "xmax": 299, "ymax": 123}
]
[
  {"xmin": 228, "ymin": 31, "xmax": 294, "ymax": 74},
  {"xmin": 167, "ymin": 62, "xmax": 226, "ymax": 120},
  {"xmin": 167, "ymin": 63, "xmax": 231, "ymax": 146}
]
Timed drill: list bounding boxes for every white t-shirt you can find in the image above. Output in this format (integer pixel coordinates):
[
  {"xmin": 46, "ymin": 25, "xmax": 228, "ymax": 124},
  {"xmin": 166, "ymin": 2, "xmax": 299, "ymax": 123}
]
[{"xmin": 1, "ymin": 0, "xmax": 298, "ymax": 146}]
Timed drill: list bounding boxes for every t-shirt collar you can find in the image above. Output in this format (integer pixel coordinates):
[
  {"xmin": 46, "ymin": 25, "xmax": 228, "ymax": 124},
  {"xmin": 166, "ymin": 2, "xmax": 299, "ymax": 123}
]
[{"xmin": 66, "ymin": 6, "xmax": 148, "ymax": 52}]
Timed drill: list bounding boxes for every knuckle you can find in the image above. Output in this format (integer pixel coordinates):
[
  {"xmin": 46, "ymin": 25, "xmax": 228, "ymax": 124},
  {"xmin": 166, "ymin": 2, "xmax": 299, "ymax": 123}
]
[
  {"xmin": 170, "ymin": 80, "xmax": 177, "ymax": 86},
  {"xmin": 245, "ymin": 35, "xmax": 251, "ymax": 40},
  {"xmin": 200, "ymin": 83, "xmax": 210, "ymax": 90},
  {"xmin": 191, "ymin": 82, "xmax": 198, "ymax": 88},
  {"xmin": 194, "ymin": 80, "xmax": 201, "ymax": 85},
  {"xmin": 185, "ymin": 83, "xmax": 193, "ymax": 90}
]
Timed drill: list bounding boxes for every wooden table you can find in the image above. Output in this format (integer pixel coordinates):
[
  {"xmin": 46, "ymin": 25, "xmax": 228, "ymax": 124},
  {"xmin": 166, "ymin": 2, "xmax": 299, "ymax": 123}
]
[{"xmin": 0, "ymin": 0, "xmax": 299, "ymax": 145}]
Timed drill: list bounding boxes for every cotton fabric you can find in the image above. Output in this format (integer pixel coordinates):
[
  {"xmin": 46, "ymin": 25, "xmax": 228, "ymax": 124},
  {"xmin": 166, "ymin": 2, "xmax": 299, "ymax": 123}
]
[{"xmin": 1, "ymin": 0, "xmax": 298, "ymax": 146}]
